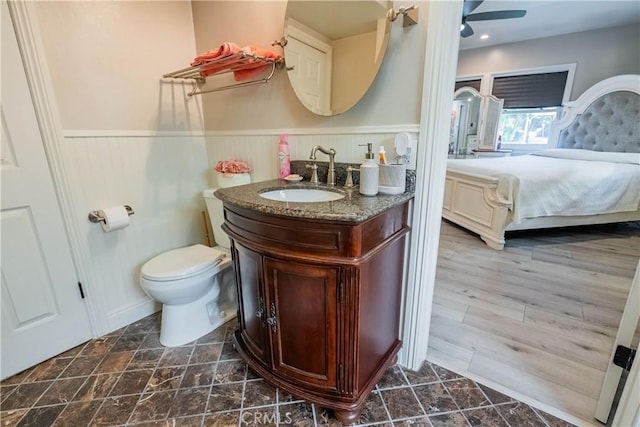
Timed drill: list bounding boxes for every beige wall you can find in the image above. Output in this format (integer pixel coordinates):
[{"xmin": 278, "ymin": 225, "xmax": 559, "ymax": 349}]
[
  {"xmin": 457, "ymin": 24, "xmax": 640, "ymax": 101},
  {"xmin": 34, "ymin": 1, "xmax": 202, "ymax": 131},
  {"xmin": 30, "ymin": 1, "xmax": 209, "ymax": 333},
  {"xmin": 28, "ymin": 0, "xmax": 423, "ymax": 332},
  {"xmin": 28, "ymin": 0, "xmax": 639, "ymax": 334},
  {"xmin": 191, "ymin": 1, "xmax": 427, "ymax": 131},
  {"xmin": 331, "ymin": 32, "xmax": 378, "ymax": 113}
]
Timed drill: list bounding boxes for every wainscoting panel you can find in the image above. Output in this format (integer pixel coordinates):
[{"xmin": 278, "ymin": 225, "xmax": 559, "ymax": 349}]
[
  {"xmin": 61, "ymin": 134, "xmax": 210, "ymax": 332},
  {"xmin": 205, "ymin": 128, "xmax": 419, "ymax": 184}
]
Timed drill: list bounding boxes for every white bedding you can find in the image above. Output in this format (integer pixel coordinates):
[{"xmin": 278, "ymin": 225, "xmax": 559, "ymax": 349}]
[{"xmin": 447, "ymin": 149, "xmax": 640, "ymax": 223}]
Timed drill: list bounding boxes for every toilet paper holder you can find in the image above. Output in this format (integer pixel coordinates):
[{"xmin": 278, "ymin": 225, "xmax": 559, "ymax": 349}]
[{"xmin": 88, "ymin": 205, "xmax": 135, "ymax": 224}]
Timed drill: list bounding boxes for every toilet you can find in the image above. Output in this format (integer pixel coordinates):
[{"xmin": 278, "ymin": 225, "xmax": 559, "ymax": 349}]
[{"xmin": 140, "ymin": 189, "xmax": 236, "ymax": 346}]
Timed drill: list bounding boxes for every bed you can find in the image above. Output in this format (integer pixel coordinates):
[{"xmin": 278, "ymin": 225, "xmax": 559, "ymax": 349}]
[{"xmin": 442, "ymin": 74, "xmax": 640, "ymax": 250}]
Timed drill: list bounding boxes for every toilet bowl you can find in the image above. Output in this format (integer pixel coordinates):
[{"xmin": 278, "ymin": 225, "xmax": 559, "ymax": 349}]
[{"xmin": 139, "ymin": 189, "xmax": 237, "ymax": 347}]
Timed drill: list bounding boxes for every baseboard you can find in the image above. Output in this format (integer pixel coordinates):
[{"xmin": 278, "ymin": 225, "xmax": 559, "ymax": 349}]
[{"xmin": 106, "ymin": 298, "xmax": 160, "ymax": 334}]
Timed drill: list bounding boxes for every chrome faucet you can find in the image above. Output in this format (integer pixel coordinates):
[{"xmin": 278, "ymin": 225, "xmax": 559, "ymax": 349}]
[{"xmin": 309, "ymin": 145, "xmax": 336, "ymax": 186}]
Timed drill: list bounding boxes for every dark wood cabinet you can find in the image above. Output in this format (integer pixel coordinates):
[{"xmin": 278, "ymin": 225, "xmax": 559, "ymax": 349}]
[{"xmin": 223, "ymin": 201, "xmax": 410, "ymax": 425}]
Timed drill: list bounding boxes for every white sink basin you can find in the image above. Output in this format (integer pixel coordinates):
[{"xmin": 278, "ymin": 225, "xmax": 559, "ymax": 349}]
[{"xmin": 259, "ymin": 188, "xmax": 345, "ymax": 203}]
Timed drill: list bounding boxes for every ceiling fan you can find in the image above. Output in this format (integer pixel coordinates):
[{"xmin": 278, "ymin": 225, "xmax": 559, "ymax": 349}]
[{"xmin": 461, "ymin": 0, "xmax": 527, "ymax": 38}]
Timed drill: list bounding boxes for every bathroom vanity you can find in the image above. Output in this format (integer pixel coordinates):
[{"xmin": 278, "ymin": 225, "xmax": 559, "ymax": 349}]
[{"xmin": 215, "ymin": 181, "xmax": 413, "ymax": 424}]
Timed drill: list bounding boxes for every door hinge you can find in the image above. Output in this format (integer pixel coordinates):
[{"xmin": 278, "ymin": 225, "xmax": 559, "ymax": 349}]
[
  {"xmin": 338, "ymin": 363, "xmax": 343, "ymax": 379},
  {"xmin": 77, "ymin": 282, "xmax": 85, "ymax": 299},
  {"xmin": 338, "ymin": 281, "xmax": 343, "ymax": 304},
  {"xmin": 613, "ymin": 345, "xmax": 636, "ymax": 371}
]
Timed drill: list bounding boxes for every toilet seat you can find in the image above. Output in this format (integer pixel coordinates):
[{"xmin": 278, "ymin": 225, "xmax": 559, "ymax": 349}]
[{"xmin": 141, "ymin": 244, "xmax": 227, "ymax": 282}]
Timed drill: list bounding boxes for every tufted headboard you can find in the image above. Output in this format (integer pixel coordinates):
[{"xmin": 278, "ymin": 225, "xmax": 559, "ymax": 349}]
[{"xmin": 550, "ymin": 75, "xmax": 640, "ymax": 153}]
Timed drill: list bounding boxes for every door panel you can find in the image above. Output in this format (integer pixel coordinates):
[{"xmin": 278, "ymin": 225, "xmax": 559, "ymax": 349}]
[
  {"xmin": 286, "ymin": 37, "xmax": 331, "ymax": 116},
  {"xmin": 264, "ymin": 257, "xmax": 338, "ymax": 391},
  {"xmin": 2, "ymin": 208, "xmax": 61, "ymax": 325},
  {"xmin": 1, "ymin": 3, "xmax": 92, "ymax": 379},
  {"xmin": 233, "ymin": 243, "xmax": 269, "ymax": 364}
]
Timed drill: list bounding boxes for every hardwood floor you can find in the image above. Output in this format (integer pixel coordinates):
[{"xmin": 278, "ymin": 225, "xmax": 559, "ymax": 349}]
[{"xmin": 428, "ymin": 220, "xmax": 640, "ymax": 425}]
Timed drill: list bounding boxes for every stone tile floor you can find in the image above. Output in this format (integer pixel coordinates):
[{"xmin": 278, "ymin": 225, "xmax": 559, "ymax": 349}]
[{"xmin": 0, "ymin": 313, "xmax": 575, "ymax": 426}]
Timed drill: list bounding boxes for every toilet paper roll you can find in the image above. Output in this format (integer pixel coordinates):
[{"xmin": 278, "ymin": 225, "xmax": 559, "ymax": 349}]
[{"xmin": 99, "ymin": 206, "xmax": 130, "ymax": 232}]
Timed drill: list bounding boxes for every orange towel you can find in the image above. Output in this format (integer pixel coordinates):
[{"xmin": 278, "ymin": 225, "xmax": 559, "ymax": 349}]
[
  {"xmin": 199, "ymin": 57, "xmax": 237, "ymax": 77},
  {"xmin": 192, "ymin": 42, "xmax": 243, "ymax": 77},
  {"xmin": 191, "ymin": 43, "xmax": 281, "ymax": 81},
  {"xmin": 191, "ymin": 42, "xmax": 241, "ymax": 66},
  {"xmin": 233, "ymin": 45, "xmax": 281, "ymax": 82}
]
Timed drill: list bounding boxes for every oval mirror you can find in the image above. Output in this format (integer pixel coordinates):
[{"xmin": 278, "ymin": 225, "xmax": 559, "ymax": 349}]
[{"xmin": 284, "ymin": 0, "xmax": 393, "ymax": 116}]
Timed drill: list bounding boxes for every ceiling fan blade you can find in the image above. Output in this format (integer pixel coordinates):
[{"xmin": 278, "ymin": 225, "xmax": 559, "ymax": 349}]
[
  {"xmin": 463, "ymin": 0, "xmax": 484, "ymax": 17},
  {"xmin": 466, "ymin": 10, "xmax": 527, "ymax": 21},
  {"xmin": 461, "ymin": 23, "xmax": 474, "ymax": 38}
]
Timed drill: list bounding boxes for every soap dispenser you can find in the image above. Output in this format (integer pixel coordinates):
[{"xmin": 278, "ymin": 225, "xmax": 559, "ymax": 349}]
[{"xmin": 358, "ymin": 143, "xmax": 379, "ymax": 196}]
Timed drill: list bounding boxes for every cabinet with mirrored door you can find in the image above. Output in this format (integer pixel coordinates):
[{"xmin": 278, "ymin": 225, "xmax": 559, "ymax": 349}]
[{"xmin": 449, "ymin": 86, "xmax": 503, "ymax": 158}]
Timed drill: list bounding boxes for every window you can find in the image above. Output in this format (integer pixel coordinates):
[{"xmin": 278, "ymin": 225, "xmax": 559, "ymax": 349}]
[
  {"xmin": 498, "ymin": 107, "xmax": 560, "ymax": 145},
  {"xmin": 491, "ymin": 71, "xmax": 570, "ymax": 147}
]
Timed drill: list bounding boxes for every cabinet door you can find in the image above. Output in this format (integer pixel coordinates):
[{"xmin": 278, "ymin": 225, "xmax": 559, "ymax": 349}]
[
  {"xmin": 233, "ymin": 243, "xmax": 269, "ymax": 365},
  {"xmin": 478, "ymin": 94, "xmax": 504, "ymax": 150},
  {"xmin": 264, "ymin": 257, "xmax": 339, "ymax": 392}
]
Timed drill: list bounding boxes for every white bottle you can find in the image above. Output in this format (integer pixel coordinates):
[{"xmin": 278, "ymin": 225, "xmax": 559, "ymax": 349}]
[{"xmin": 359, "ymin": 143, "xmax": 379, "ymax": 196}]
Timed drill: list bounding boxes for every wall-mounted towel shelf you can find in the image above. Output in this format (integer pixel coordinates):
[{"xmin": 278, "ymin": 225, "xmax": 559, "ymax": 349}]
[{"xmin": 163, "ymin": 51, "xmax": 284, "ymax": 96}]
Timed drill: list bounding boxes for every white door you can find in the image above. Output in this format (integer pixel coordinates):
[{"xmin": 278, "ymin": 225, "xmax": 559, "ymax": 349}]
[
  {"xmin": 595, "ymin": 260, "xmax": 640, "ymax": 424},
  {"xmin": 286, "ymin": 36, "xmax": 331, "ymax": 116},
  {"xmin": 1, "ymin": 3, "xmax": 92, "ymax": 379}
]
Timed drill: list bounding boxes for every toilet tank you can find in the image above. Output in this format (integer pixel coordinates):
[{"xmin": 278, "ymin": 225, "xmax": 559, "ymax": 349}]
[{"xmin": 202, "ymin": 189, "xmax": 230, "ymax": 250}]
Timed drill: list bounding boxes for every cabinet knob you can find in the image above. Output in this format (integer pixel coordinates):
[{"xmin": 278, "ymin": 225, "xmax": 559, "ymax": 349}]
[
  {"xmin": 255, "ymin": 298, "xmax": 265, "ymax": 320},
  {"xmin": 266, "ymin": 303, "xmax": 277, "ymax": 332}
]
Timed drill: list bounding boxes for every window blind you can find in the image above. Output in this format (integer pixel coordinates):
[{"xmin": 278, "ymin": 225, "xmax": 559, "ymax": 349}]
[
  {"xmin": 491, "ymin": 71, "xmax": 568, "ymax": 108},
  {"xmin": 455, "ymin": 79, "xmax": 481, "ymax": 92}
]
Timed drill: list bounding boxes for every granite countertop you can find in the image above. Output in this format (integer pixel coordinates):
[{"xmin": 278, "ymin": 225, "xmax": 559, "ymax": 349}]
[{"xmin": 214, "ymin": 179, "xmax": 414, "ymax": 223}]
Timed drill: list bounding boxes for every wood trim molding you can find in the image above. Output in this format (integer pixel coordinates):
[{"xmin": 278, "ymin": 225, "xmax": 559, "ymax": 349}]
[
  {"xmin": 399, "ymin": 0, "xmax": 463, "ymax": 371},
  {"xmin": 204, "ymin": 124, "xmax": 420, "ymax": 137},
  {"xmin": 62, "ymin": 125, "xmax": 420, "ymax": 139},
  {"xmin": 63, "ymin": 130, "xmax": 207, "ymax": 138},
  {"xmin": 611, "ymin": 331, "xmax": 640, "ymax": 426},
  {"xmin": 8, "ymin": 2, "xmax": 108, "ymax": 335},
  {"xmin": 107, "ymin": 298, "xmax": 159, "ymax": 333}
]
